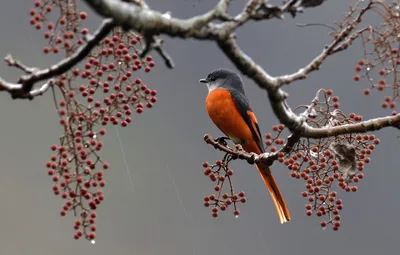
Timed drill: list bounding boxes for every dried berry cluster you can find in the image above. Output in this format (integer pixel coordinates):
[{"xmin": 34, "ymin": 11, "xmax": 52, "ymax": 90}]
[
  {"xmin": 202, "ymin": 156, "xmax": 247, "ymax": 218},
  {"xmin": 350, "ymin": 1, "xmax": 400, "ymax": 114},
  {"xmin": 265, "ymin": 89, "xmax": 380, "ymax": 230},
  {"xmin": 29, "ymin": 0, "xmax": 157, "ymax": 241}
]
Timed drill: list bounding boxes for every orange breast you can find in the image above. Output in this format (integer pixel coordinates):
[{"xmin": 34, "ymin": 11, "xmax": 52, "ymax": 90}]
[{"xmin": 206, "ymin": 89, "xmax": 260, "ymax": 153}]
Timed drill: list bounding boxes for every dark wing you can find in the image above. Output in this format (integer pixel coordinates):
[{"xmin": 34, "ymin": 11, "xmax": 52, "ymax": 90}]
[{"xmin": 230, "ymin": 89, "xmax": 265, "ymax": 153}]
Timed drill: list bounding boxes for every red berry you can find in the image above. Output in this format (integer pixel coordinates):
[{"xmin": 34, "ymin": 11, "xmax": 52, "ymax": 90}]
[{"xmin": 88, "ymin": 232, "xmax": 96, "ymax": 239}]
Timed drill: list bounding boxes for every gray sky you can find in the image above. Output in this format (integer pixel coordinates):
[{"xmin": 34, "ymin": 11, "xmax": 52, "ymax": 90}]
[{"xmin": 0, "ymin": 1, "xmax": 399, "ymax": 255}]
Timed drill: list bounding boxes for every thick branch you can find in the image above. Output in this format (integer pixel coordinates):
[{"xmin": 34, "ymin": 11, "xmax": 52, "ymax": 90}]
[{"xmin": 83, "ymin": 0, "xmax": 230, "ymax": 40}]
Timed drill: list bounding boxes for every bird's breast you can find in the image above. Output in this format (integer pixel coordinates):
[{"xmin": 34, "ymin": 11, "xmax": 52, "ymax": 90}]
[{"xmin": 205, "ymin": 89, "xmax": 253, "ymax": 143}]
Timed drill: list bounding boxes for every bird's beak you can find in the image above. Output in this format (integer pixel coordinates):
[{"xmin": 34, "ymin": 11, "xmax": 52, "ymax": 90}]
[{"xmin": 199, "ymin": 78, "xmax": 208, "ymax": 84}]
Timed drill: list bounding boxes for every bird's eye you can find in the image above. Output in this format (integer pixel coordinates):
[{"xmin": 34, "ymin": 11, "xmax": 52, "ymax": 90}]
[{"xmin": 210, "ymin": 76, "xmax": 216, "ymax": 81}]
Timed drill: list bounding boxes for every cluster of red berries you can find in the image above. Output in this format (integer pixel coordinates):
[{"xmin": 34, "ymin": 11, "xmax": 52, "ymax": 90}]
[
  {"xmin": 349, "ymin": 1, "xmax": 400, "ymax": 114},
  {"xmin": 353, "ymin": 52, "xmax": 399, "ymax": 114},
  {"xmin": 202, "ymin": 160, "xmax": 246, "ymax": 218},
  {"xmin": 29, "ymin": 0, "xmax": 158, "ymax": 241},
  {"xmin": 29, "ymin": 1, "xmax": 89, "ymax": 55},
  {"xmin": 264, "ymin": 90, "xmax": 380, "ymax": 231},
  {"xmin": 47, "ymin": 132, "xmax": 108, "ymax": 241}
]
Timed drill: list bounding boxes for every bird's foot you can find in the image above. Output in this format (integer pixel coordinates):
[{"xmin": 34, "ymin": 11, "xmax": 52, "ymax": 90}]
[{"xmin": 214, "ymin": 136, "xmax": 230, "ymax": 146}]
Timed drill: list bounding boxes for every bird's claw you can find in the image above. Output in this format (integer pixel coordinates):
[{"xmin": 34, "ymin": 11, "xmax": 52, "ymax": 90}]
[{"xmin": 214, "ymin": 136, "xmax": 229, "ymax": 146}]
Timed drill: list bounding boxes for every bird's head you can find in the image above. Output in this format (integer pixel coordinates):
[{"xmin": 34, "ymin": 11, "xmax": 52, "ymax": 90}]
[{"xmin": 199, "ymin": 68, "xmax": 245, "ymax": 93}]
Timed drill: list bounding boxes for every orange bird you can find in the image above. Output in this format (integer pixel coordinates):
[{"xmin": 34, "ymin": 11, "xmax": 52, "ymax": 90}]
[{"xmin": 199, "ymin": 68, "xmax": 291, "ymax": 224}]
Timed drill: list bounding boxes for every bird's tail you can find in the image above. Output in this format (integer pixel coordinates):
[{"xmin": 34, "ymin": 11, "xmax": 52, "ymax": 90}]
[{"xmin": 256, "ymin": 164, "xmax": 291, "ymax": 224}]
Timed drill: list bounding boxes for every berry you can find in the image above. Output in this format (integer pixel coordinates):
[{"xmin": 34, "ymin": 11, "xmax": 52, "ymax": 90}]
[{"xmin": 89, "ymin": 232, "xmax": 96, "ymax": 240}]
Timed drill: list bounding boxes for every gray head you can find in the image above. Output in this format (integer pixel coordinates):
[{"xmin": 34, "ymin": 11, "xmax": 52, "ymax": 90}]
[{"xmin": 199, "ymin": 68, "xmax": 245, "ymax": 94}]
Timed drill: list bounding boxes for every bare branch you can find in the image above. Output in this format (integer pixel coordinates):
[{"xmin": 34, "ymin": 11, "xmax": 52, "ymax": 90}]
[
  {"xmin": 276, "ymin": 1, "xmax": 373, "ymax": 86},
  {"xmin": 300, "ymin": 113, "xmax": 400, "ymax": 138},
  {"xmin": 0, "ymin": 78, "xmax": 53, "ymax": 99},
  {"xmin": 252, "ymin": 0, "xmax": 326, "ymax": 20},
  {"xmin": 203, "ymin": 132, "xmax": 301, "ymax": 169},
  {"xmin": 139, "ymin": 32, "xmax": 175, "ymax": 68},
  {"xmin": 217, "ymin": 34, "xmax": 278, "ymax": 89},
  {"xmin": 0, "ymin": 19, "xmax": 115, "ymax": 99},
  {"xmin": 284, "ymin": 0, "xmax": 327, "ymax": 17},
  {"xmin": 204, "ymin": 134, "xmax": 263, "ymax": 165},
  {"xmin": 4, "ymin": 54, "xmax": 39, "ymax": 74},
  {"xmin": 123, "ymin": 0, "xmax": 175, "ymax": 68},
  {"xmin": 83, "ymin": 0, "xmax": 231, "ymax": 40}
]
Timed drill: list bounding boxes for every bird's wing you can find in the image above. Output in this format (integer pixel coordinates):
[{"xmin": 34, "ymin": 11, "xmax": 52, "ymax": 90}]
[{"xmin": 230, "ymin": 89, "xmax": 265, "ymax": 153}]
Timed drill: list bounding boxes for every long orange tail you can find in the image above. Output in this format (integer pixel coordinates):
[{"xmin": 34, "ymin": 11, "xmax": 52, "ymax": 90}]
[{"xmin": 256, "ymin": 164, "xmax": 291, "ymax": 224}]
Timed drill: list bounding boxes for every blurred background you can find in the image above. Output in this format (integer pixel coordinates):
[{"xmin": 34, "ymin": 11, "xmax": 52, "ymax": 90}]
[{"xmin": 0, "ymin": 0, "xmax": 399, "ymax": 254}]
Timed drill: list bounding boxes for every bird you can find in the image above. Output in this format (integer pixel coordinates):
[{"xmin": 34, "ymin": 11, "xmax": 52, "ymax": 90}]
[{"xmin": 199, "ymin": 68, "xmax": 291, "ymax": 224}]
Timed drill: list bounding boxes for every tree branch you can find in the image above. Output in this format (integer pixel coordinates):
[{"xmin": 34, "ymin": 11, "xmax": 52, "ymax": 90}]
[
  {"xmin": 0, "ymin": 78, "xmax": 53, "ymax": 99},
  {"xmin": 275, "ymin": 1, "xmax": 373, "ymax": 86},
  {"xmin": 83, "ymin": 0, "xmax": 230, "ymax": 40},
  {"xmin": 203, "ymin": 133, "xmax": 301, "ymax": 169},
  {"xmin": 300, "ymin": 113, "xmax": 400, "ymax": 138},
  {"xmin": 0, "ymin": 19, "xmax": 115, "ymax": 99}
]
